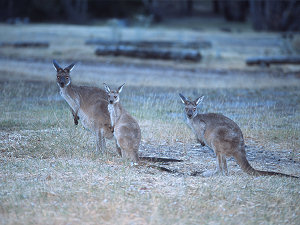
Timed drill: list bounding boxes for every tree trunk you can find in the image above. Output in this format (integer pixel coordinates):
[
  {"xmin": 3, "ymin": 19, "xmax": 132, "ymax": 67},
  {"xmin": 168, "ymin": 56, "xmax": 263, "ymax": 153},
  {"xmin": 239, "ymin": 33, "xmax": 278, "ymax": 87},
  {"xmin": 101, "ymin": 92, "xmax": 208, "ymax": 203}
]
[
  {"xmin": 217, "ymin": 0, "xmax": 248, "ymax": 22},
  {"xmin": 62, "ymin": 0, "xmax": 88, "ymax": 23},
  {"xmin": 212, "ymin": 0, "xmax": 219, "ymax": 14},
  {"xmin": 187, "ymin": 0, "xmax": 193, "ymax": 15},
  {"xmin": 250, "ymin": 0, "xmax": 265, "ymax": 30}
]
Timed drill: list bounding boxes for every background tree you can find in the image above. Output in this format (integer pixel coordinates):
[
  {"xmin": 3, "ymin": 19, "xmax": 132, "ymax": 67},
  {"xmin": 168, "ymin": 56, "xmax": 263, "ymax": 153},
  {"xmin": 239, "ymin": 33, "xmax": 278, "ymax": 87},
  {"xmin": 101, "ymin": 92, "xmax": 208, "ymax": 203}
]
[
  {"xmin": 0, "ymin": 0, "xmax": 299, "ymax": 31},
  {"xmin": 250, "ymin": 0, "xmax": 300, "ymax": 31}
]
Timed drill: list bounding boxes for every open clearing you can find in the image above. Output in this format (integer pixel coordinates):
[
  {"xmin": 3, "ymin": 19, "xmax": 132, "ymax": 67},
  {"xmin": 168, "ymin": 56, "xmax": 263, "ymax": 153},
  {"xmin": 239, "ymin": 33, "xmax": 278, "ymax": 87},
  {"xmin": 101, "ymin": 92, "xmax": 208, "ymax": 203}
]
[{"xmin": 0, "ymin": 23, "xmax": 300, "ymax": 225}]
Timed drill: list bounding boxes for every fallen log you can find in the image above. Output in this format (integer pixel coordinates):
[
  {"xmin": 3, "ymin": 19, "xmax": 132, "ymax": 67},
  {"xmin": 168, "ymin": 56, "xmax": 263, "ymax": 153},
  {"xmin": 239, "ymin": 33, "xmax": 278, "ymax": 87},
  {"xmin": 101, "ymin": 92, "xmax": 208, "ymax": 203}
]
[
  {"xmin": 95, "ymin": 45, "xmax": 201, "ymax": 61},
  {"xmin": 246, "ymin": 56, "xmax": 300, "ymax": 66},
  {"xmin": 87, "ymin": 39, "xmax": 211, "ymax": 49},
  {"xmin": 0, "ymin": 41, "xmax": 49, "ymax": 48}
]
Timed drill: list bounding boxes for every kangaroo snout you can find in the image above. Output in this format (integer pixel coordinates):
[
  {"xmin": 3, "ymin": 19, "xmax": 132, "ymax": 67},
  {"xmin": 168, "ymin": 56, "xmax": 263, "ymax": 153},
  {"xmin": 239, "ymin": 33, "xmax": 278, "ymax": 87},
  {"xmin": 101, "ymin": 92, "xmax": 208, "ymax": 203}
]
[
  {"xmin": 187, "ymin": 113, "xmax": 193, "ymax": 119},
  {"xmin": 60, "ymin": 82, "xmax": 65, "ymax": 88}
]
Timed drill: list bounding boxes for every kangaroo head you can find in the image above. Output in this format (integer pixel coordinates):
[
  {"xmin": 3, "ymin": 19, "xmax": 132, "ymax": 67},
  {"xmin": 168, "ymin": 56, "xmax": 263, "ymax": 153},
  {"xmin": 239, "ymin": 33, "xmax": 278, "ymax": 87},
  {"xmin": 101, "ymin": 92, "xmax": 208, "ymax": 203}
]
[
  {"xmin": 53, "ymin": 60, "xmax": 75, "ymax": 88},
  {"xmin": 179, "ymin": 93, "xmax": 204, "ymax": 119},
  {"xmin": 104, "ymin": 83, "xmax": 125, "ymax": 104}
]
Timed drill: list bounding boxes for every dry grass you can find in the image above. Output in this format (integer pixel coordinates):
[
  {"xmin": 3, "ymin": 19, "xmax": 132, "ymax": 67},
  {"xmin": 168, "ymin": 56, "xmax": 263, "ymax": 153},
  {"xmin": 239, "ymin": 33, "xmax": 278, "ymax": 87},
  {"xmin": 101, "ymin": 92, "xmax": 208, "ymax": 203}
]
[
  {"xmin": 0, "ymin": 58, "xmax": 299, "ymax": 90},
  {"xmin": 1, "ymin": 76, "xmax": 299, "ymax": 225},
  {"xmin": 0, "ymin": 23, "xmax": 300, "ymax": 225},
  {"xmin": 1, "ymin": 157, "xmax": 299, "ymax": 225}
]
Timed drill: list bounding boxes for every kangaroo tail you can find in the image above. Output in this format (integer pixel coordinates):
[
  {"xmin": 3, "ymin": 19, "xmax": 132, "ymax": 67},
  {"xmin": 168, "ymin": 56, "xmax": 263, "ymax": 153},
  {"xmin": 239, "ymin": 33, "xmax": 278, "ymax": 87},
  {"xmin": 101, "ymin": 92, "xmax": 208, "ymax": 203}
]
[
  {"xmin": 139, "ymin": 156, "xmax": 183, "ymax": 163},
  {"xmin": 253, "ymin": 169, "xmax": 298, "ymax": 178},
  {"xmin": 234, "ymin": 152, "xmax": 298, "ymax": 178}
]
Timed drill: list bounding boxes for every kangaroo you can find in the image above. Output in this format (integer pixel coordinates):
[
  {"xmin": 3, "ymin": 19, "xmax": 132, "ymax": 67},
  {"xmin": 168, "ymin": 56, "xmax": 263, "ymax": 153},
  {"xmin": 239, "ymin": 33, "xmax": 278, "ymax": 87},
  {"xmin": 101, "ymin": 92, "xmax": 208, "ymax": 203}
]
[
  {"xmin": 53, "ymin": 60, "xmax": 113, "ymax": 152},
  {"xmin": 103, "ymin": 83, "xmax": 141, "ymax": 162},
  {"xmin": 103, "ymin": 83, "xmax": 182, "ymax": 169},
  {"xmin": 179, "ymin": 93, "xmax": 298, "ymax": 178}
]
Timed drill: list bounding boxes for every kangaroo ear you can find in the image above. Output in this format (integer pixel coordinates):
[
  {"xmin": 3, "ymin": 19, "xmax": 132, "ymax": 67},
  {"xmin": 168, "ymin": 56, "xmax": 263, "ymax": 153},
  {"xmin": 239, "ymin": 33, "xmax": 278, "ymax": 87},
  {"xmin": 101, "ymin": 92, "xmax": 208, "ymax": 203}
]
[
  {"xmin": 64, "ymin": 63, "xmax": 75, "ymax": 72},
  {"xmin": 103, "ymin": 83, "xmax": 111, "ymax": 93},
  {"xmin": 195, "ymin": 96, "xmax": 204, "ymax": 106},
  {"xmin": 179, "ymin": 93, "xmax": 187, "ymax": 104},
  {"xmin": 53, "ymin": 59, "xmax": 62, "ymax": 71},
  {"xmin": 117, "ymin": 83, "xmax": 125, "ymax": 93}
]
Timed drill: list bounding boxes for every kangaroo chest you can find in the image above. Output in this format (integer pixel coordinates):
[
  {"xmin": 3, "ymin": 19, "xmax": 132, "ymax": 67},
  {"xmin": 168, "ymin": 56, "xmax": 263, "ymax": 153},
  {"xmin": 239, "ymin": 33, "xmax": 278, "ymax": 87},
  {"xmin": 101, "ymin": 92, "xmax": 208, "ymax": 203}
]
[
  {"xmin": 187, "ymin": 118, "xmax": 206, "ymax": 143},
  {"xmin": 60, "ymin": 88, "xmax": 93, "ymax": 131},
  {"xmin": 108, "ymin": 104, "xmax": 116, "ymax": 127},
  {"xmin": 60, "ymin": 89, "xmax": 79, "ymax": 112}
]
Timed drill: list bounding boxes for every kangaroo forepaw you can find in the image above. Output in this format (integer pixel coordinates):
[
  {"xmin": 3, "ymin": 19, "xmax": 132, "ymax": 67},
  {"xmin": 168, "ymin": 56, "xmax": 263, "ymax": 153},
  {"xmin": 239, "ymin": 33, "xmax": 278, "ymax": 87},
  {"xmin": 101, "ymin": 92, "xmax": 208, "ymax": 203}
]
[
  {"xmin": 110, "ymin": 125, "xmax": 114, "ymax": 133},
  {"xmin": 73, "ymin": 114, "xmax": 79, "ymax": 125},
  {"xmin": 197, "ymin": 139, "xmax": 205, "ymax": 146}
]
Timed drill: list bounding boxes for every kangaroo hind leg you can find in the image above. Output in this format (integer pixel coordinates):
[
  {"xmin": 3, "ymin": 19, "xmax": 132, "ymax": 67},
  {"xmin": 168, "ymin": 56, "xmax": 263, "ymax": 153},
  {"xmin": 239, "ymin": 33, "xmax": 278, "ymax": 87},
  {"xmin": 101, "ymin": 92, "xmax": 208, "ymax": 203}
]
[
  {"xmin": 215, "ymin": 153, "xmax": 228, "ymax": 176},
  {"xmin": 116, "ymin": 142, "xmax": 122, "ymax": 156},
  {"xmin": 202, "ymin": 152, "xmax": 223, "ymax": 177},
  {"xmin": 221, "ymin": 154, "xmax": 228, "ymax": 175},
  {"xmin": 215, "ymin": 153, "xmax": 224, "ymax": 175},
  {"xmin": 127, "ymin": 150, "xmax": 139, "ymax": 163},
  {"xmin": 96, "ymin": 129, "xmax": 106, "ymax": 152}
]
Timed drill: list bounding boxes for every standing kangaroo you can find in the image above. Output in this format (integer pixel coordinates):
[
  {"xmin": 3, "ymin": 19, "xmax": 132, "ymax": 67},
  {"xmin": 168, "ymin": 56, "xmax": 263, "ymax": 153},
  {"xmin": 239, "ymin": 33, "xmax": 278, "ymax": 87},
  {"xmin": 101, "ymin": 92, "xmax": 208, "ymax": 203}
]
[
  {"xmin": 179, "ymin": 93, "xmax": 298, "ymax": 178},
  {"xmin": 104, "ymin": 83, "xmax": 141, "ymax": 162},
  {"xmin": 53, "ymin": 60, "xmax": 113, "ymax": 152}
]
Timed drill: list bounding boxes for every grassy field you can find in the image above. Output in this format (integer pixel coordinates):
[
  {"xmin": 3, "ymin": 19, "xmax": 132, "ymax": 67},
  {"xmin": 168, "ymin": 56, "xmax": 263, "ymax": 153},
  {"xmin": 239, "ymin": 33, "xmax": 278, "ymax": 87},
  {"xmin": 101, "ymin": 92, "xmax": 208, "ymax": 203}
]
[{"xmin": 0, "ymin": 22, "xmax": 300, "ymax": 225}]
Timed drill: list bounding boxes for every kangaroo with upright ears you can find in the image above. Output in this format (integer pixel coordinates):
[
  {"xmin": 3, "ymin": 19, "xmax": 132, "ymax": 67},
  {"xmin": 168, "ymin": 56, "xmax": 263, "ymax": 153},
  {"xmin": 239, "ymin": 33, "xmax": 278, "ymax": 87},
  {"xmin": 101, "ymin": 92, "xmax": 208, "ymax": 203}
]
[
  {"xmin": 104, "ymin": 83, "xmax": 141, "ymax": 162},
  {"xmin": 179, "ymin": 93, "xmax": 298, "ymax": 178},
  {"xmin": 53, "ymin": 60, "xmax": 113, "ymax": 152}
]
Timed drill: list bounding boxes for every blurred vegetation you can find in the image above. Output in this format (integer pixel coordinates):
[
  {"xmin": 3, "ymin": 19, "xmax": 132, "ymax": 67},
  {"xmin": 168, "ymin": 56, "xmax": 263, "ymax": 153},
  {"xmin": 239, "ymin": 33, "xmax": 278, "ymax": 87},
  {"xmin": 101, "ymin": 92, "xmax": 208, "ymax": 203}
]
[{"xmin": 0, "ymin": 0, "xmax": 299, "ymax": 31}]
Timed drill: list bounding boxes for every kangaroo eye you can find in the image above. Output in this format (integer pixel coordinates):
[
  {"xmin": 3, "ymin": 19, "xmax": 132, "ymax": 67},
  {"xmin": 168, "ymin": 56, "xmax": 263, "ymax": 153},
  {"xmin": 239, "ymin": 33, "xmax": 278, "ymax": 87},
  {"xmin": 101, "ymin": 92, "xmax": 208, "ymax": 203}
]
[
  {"xmin": 57, "ymin": 76, "xmax": 59, "ymax": 79},
  {"xmin": 114, "ymin": 96, "xmax": 117, "ymax": 98},
  {"xmin": 66, "ymin": 76, "xmax": 69, "ymax": 79},
  {"xmin": 193, "ymin": 108, "xmax": 196, "ymax": 111}
]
